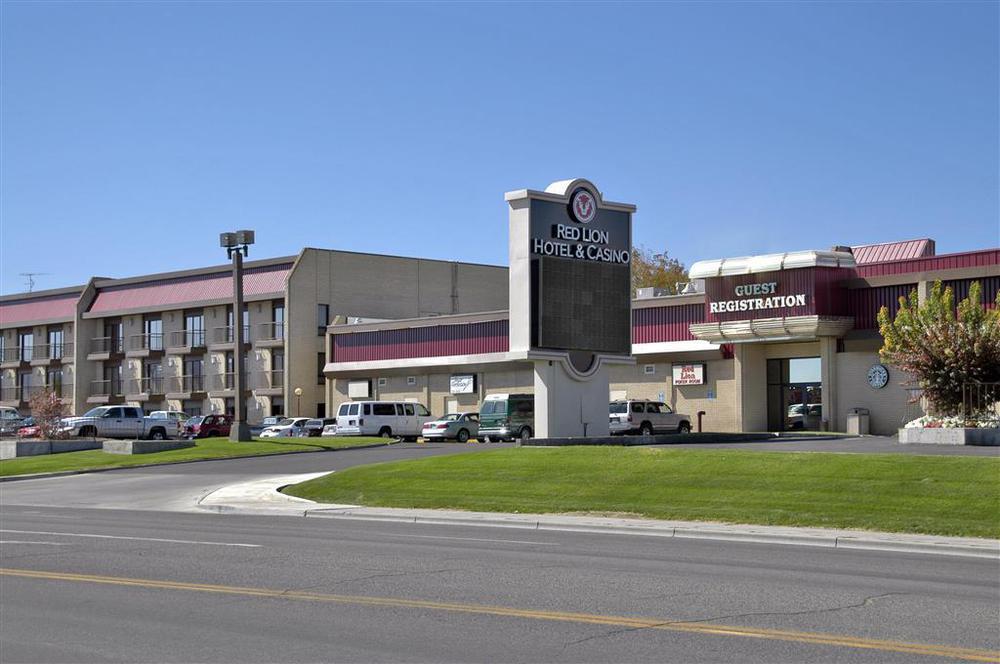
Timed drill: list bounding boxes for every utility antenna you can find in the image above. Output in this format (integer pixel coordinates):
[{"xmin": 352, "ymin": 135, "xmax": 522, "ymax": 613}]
[{"xmin": 19, "ymin": 272, "xmax": 50, "ymax": 293}]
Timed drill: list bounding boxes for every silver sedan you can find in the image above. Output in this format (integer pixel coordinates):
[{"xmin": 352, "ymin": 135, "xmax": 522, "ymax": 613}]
[{"xmin": 421, "ymin": 413, "xmax": 479, "ymax": 442}]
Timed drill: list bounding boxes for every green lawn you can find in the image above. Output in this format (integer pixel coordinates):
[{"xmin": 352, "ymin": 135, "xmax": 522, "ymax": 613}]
[
  {"xmin": 0, "ymin": 436, "xmax": 387, "ymax": 477},
  {"xmin": 284, "ymin": 447, "xmax": 1000, "ymax": 538}
]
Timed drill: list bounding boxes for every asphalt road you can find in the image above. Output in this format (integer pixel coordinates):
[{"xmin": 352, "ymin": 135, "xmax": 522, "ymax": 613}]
[{"xmin": 1, "ymin": 442, "xmax": 998, "ymax": 663}]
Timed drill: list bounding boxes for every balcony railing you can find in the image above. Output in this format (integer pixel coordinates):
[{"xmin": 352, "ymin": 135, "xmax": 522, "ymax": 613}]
[
  {"xmin": 211, "ymin": 326, "xmax": 251, "ymax": 345},
  {"xmin": 0, "ymin": 386, "xmax": 22, "ymax": 402},
  {"xmin": 166, "ymin": 374, "xmax": 206, "ymax": 394},
  {"xmin": 128, "ymin": 333, "xmax": 164, "ymax": 352},
  {"xmin": 1, "ymin": 348, "xmax": 28, "ymax": 363},
  {"xmin": 128, "ymin": 377, "xmax": 165, "ymax": 394},
  {"xmin": 256, "ymin": 370, "xmax": 284, "ymax": 390},
  {"xmin": 257, "ymin": 322, "xmax": 285, "ymax": 342},
  {"xmin": 31, "ymin": 343, "xmax": 74, "ymax": 361},
  {"xmin": 91, "ymin": 336, "xmax": 124, "ymax": 354},
  {"xmin": 168, "ymin": 330, "xmax": 206, "ymax": 349},
  {"xmin": 91, "ymin": 379, "xmax": 125, "ymax": 397}
]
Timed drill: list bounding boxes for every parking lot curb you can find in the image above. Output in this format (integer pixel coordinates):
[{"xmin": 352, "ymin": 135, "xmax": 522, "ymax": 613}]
[{"xmin": 0, "ymin": 440, "xmax": 398, "ymax": 482}]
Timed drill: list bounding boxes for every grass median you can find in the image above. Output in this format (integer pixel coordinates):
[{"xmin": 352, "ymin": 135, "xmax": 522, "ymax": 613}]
[
  {"xmin": 284, "ymin": 446, "xmax": 1000, "ymax": 538},
  {"xmin": 0, "ymin": 436, "xmax": 387, "ymax": 477}
]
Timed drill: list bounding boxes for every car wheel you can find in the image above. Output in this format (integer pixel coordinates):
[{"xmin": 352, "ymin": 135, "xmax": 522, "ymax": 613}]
[
  {"xmin": 518, "ymin": 427, "xmax": 532, "ymax": 442},
  {"xmin": 456, "ymin": 428, "xmax": 470, "ymax": 443},
  {"xmin": 677, "ymin": 422, "xmax": 692, "ymax": 434},
  {"xmin": 639, "ymin": 422, "xmax": 653, "ymax": 436},
  {"xmin": 149, "ymin": 428, "xmax": 166, "ymax": 441},
  {"xmin": 378, "ymin": 427, "xmax": 393, "ymax": 439}
]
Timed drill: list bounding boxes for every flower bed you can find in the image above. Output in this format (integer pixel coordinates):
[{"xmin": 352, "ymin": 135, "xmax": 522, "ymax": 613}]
[{"xmin": 899, "ymin": 416, "xmax": 999, "ymax": 446}]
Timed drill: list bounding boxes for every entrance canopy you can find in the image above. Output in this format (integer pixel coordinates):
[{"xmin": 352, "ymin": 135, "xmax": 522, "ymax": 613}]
[{"xmin": 688, "ymin": 249, "xmax": 857, "ymax": 344}]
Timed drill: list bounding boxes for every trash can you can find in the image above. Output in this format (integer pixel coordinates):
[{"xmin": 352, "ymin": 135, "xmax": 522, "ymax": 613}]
[{"xmin": 846, "ymin": 408, "xmax": 870, "ymax": 436}]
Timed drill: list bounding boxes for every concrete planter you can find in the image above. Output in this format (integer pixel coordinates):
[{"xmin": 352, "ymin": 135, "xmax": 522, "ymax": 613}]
[
  {"xmin": 0, "ymin": 439, "xmax": 103, "ymax": 460},
  {"xmin": 102, "ymin": 439, "xmax": 195, "ymax": 455},
  {"xmin": 898, "ymin": 427, "xmax": 1000, "ymax": 446}
]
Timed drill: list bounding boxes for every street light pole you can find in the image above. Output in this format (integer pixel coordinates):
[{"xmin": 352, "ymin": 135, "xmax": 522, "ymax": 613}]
[{"xmin": 221, "ymin": 230, "xmax": 255, "ymax": 442}]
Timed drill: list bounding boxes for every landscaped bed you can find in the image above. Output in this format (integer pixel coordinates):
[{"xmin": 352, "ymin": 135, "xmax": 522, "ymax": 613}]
[
  {"xmin": 283, "ymin": 447, "xmax": 1000, "ymax": 538},
  {"xmin": 0, "ymin": 436, "xmax": 387, "ymax": 477}
]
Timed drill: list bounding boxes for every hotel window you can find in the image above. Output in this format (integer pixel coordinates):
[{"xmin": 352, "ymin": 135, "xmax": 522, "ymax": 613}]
[
  {"xmin": 271, "ymin": 301, "xmax": 285, "ymax": 340},
  {"xmin": 185, "ymin": 311, "xmax": 205, "ymax": 347},
  {"xmin": 184, "ymin": 357, "xmax": 204, "ymax": 392},
  {"xmin": 18, "ymin": 331, "xmax": 33, "ymax": 362},
  {"xmin": 46, "ymin": 367, "xmax": 64, "ymax": 397},
  {"xmin": 48, "ymin": 327, "xmax": 64, "ymax": 360},
  {"xmin": 144, "ymin": 316, "xmax": 163, "ymax": 351},
  {"xmin": 104, "ymin": 320, "xmax": 123, "ymax": 353},
  {"xmin": 317, "ymin": 304, "xmax": 329, "ymax": 336},
  {"xmin": 317, "ymin": 353, "xmax": 325, "ymax": 385}
]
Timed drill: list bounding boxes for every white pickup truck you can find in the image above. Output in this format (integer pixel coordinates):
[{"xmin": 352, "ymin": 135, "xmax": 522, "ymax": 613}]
[{"xmin": 60, "ymin": 405, "xmax": 179, "ymax": 440}]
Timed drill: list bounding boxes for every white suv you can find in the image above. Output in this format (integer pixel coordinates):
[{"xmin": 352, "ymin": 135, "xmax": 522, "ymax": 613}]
[{"xmin": 609, "ymin": 400, "xmax": 692, "ymax": 436}]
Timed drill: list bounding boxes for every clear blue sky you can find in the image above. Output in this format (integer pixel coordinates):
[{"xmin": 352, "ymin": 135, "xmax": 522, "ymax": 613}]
[{"xmin": 2, "ymin": 1, "xmax": 997, "ymax": 294}]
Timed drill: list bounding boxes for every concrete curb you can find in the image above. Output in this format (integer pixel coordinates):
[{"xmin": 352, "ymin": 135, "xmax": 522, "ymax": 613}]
[
  {"xmin": 299, "ymin": 509, "xmax": 999, "ymax": 559},
  {"xmin": 0, "ymin": 441, "xmax": 398, "ymax": 483},
  {"xmin": 195, "ymin": 476, "xmax": 1000, "ymax": 560}
]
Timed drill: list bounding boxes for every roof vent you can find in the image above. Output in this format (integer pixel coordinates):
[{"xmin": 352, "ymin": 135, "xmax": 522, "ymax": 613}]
[
  {"xmin": 831, "ymin": 245, "xmax": 853, "ymax": 254},
  {"xmin": 635, "ymin": 287, "xmax": 668, "ymax": 300}
]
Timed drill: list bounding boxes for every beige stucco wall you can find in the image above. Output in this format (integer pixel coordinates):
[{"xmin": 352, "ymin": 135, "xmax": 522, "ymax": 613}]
[
  {"xmin": 835, "ymin": 338, "xmax": 915, "ymax": 435},
  {"xmin": 295, "ymin": 250, "xmax": 508, "ymax": 419},
  {"xmin": 610, "ymin": 353, "xmax": 739, "ymax": 432}
]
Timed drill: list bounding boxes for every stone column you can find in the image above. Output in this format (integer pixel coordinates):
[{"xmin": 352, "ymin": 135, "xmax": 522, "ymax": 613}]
[{"xmin": 819, "ymin": 336, "xmax": 838, "ymax": 432}]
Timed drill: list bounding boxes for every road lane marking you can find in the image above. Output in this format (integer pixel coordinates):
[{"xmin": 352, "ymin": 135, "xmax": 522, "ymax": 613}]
[
  {"xmin": 0, "ymin": 541, "xmax": 73, "ymax": 546},
  {"xmin": 391, "ymin": 534, "xmax": 560, "ymax": 546},
  {"xmin": 1, "ymin": 568, "xmax": 995, "ymax": 662},
  {"xmin": 0, "ymin": 530, "xmax": 260, "ymax": 548}
]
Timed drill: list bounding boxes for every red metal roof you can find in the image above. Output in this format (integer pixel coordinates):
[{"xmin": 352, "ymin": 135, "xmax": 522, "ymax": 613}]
[
  {"xmin": 0, "ymin": 293, "xmax": 79, "ymax": 326},
  {"xmin": 855, "ymin": 248, "xmax": 1000, "ymax": 278},
  {"xmin": 851, "ymin": 239, "xmax": 935, "ymax": 265},
  {"xmin": 89, "ymin": 264, "xmax": 291, "ymax": 314}
]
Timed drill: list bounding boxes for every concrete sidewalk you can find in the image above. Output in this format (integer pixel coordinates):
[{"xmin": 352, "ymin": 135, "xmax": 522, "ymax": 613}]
[{"xmin": 197, "ymin": 473, "xmax": 1000, "ymax": 560}]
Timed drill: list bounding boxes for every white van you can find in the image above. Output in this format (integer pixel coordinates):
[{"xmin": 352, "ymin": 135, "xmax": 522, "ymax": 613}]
[{"xmin": 335, "ymin": 401, "xmax": 434, "ymax": 440}]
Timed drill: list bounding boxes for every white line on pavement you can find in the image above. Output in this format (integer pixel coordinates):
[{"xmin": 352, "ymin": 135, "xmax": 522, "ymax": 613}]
[
  {"xmin": 390, "ymin": 533, "xmax": 560, "ymax": 546},
  {"xmin": 1, "ymin": 541, "xmax": 74, "ymax": 546},
  {"xmin": 0, "ymin": 530, "xmax": 261, "ymax": 548}
]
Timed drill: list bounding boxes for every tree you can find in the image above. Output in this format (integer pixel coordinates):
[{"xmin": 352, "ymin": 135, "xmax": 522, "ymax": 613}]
[
  {"xmin": 27, "ymin": 389, "xmax": 69, "ymax": 439},
  {"xmin": 631, "ymin": 245, "xmax": 688, "ymax": 296},
  {"xmin": 878, "ymin": 281, "xmax": 1000, "ymax": 417}
]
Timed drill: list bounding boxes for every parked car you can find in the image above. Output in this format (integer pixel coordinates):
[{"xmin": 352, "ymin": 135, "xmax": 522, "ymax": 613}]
[
  {"xmin": 787, "ymin": 403, "xmax": 822, "ymax": 430},
  {"xmin": 183, "ymin": 414, "xmax": 233, "ymax": 439},
  {"xmin": 609, "ymin": 400, "xmax": 692, "ymax": 435},
  {"xmin": 149, "ymin": 410, "xmax": 189, "ymax": 426},
  {"xmin": 333, "ymin": 401, "xmax": 434, "ymax": 440},
  {"xmin": 300, "ymin": 418, "xmax": 337, "ymax": 437},
  {"xmin": 421, "ymin": 413, "xmax": 479, "ymax": 442},
  {"xmin": 16, "ymin": 417, "xmax": 39, "ymax": 438},
  {"xmin": 258, "ymin": 417, "xmax": 311, "ymax": 438},
  {"xmin": 0, "ymin": 406, "xmax": 24, "ymax": 436},
  {"xmin": 478, "ymin": 394, "xmax": 533, "ymax": 442},
  {"xmin": 59, "ymin": 406, "xmax": 179, "ymax": 440},
  {"xmin": 249, "ymin": 416, "xmax": 281, "ymax": 436}
]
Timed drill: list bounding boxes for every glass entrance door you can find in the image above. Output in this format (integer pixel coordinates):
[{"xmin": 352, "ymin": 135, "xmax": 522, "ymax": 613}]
[{"xmin": 767, "ymin": 357, "xmax": 823, "ymax": 431}]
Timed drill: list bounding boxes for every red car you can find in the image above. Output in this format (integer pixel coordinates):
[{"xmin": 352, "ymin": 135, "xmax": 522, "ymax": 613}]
[
  {"xmin": 16, "ymin": 417, "xmax": 40, "ymax": 438},
  {"xmin": 183, "ymin": 414, "xmax": 233, "ymax": 439}
]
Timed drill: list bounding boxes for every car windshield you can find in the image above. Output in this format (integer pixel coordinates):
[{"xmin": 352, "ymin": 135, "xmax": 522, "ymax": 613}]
[
  {"xmin": 186, "ymin": 417, "xmax": 205, "ymax": 426},
  {"xmin": 81, "ymin": 407, "xmax": 109, "ymax": 418},
  {"xmin": 275, "ymin": 419, "xmax": 294, "ymax": 426},
  {"xmin": 21, "ymin": 417, "xmax": 35, "ymax": 426},
  {"xmin": 609, "ymin": 403, "xmax": 627, "ymax": 414},
  {"xmin": 306, "ymin": 420, "xmax": 322, "ymax": 426},
  {"xmin": 439, "ymin": 414, "xmax": 461, "ymax": 422},
  {"xmin": 481, "ymin": 400, "xmax": 504, "ymax": 415}
]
